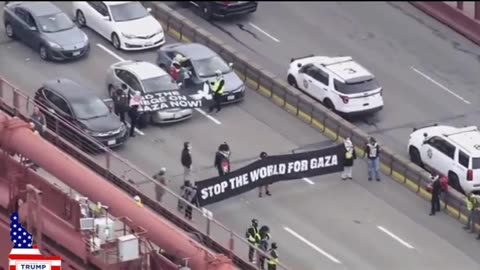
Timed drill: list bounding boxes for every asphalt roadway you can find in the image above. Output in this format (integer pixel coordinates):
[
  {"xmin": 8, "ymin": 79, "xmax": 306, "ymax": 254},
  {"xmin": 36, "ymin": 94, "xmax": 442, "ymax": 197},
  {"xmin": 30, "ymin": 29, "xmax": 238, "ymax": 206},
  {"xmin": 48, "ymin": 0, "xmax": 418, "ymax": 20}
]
[
  {"xmin": 0, "ymin": 2, "xmax": 479, "ymax": 269},
  {"xmin": 169, "ymin": 1, "xmax": 480, "ymax": 156}
]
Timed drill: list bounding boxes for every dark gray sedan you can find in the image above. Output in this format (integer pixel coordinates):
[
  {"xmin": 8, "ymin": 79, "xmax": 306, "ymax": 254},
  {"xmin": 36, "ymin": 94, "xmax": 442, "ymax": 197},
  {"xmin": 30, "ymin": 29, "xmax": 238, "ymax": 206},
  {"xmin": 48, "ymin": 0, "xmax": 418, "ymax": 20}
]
[
  {"xmin": 3, "ymin": 2, "xmax": 90, "ymax": 61},
  {"xmin": 156, "ymin": 42, "xmax": 245, "ymax": 104}
]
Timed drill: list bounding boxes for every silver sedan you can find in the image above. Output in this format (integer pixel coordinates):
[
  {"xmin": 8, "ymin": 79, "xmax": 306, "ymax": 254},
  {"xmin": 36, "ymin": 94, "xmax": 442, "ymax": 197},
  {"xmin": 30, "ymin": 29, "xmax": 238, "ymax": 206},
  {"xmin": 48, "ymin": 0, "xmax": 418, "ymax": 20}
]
[{"xmin": 105, "ymin": 60, "xmax": 193, "ymax": 125}]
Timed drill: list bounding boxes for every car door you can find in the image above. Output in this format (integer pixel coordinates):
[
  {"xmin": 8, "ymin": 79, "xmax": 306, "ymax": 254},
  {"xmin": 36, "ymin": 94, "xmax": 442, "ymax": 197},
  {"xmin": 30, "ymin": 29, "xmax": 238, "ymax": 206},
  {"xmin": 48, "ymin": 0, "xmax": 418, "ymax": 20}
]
[
  {"xmin": 44, "ymin": 90, "xmax": 74, "ymax": 122},
  {"xmin": 456, "ymin": 150, "xmax": 469, "ymax": 181},
  {"xmin": 85, "ymin": 1, "xmax": 112, "ymax": 38},
  {"xmin": 307, "ymin": 67, "xmax": 330, "ymax": 101},
  {"xmin": 23, "ymin": 11, "xmax": 43, "ymax": 49},
  {"xmin": 11, "ymin": 8, "xmax": 31, "ymax": 44},
  {"xmin": 296, "ymin": 63, "xmax": 314, "ymax": 92},
  {"xmin": 116, "ymin": 70, "xmax": 144, "ymax": 94},
  {"xmin": 421, "ymin": 136, "xmax": 455, "ymax": 176}
]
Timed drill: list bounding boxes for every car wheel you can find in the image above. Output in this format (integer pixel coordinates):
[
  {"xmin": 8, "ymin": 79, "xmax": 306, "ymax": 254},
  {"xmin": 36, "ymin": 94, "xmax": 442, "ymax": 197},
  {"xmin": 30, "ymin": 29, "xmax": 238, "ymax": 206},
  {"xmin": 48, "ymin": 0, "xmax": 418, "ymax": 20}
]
[
  {"xmin": 323, "ymin": 99, "xmax": 336, "ymax": 112},
  {"xmin": 76, "ymin": 10, "xmax": 87, "ymax": 27},
  {"xmin": 409, "ymin": 146, "xmax": 423, "ymax": 168},
  {"xmin": 111, "ymin": 33, "xmax": 121, "ymax": 50},
  {"xmin": 5, "ymin": 22, "xmax": 15, "ymax": 39},
  {"xmin": 39, "ymin": 45, "xmax": 49, "ymax": 60},
  {"xmin": 287, "ymin": 74, "xmax": 298, "ymax": 89},
  {"xmin": 201, "ymin": 5, "xmax": 213, "ymax": 20},
  {"xmin": 448, "ymin": 172, "xmax": 464, "ymax": 194}
]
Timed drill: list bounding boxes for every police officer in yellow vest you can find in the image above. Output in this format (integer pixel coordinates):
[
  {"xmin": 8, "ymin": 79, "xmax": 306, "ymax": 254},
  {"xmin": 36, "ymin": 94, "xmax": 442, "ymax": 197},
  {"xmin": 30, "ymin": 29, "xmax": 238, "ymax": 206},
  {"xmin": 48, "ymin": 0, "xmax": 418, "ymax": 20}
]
[
  {"xmin": 246, "ymin": 219, "xmax": 261, "ymax": 262},
  {"xmin": 464, "ymin": 192, "xmax": 479, "ymax": 232},
  {"xmin": 267, "ymin": 242, "xmax": 279, "ymax": 270},
  {"xmin": 208, "ymin": 70, "xmax": 225, "ymax": 114}
]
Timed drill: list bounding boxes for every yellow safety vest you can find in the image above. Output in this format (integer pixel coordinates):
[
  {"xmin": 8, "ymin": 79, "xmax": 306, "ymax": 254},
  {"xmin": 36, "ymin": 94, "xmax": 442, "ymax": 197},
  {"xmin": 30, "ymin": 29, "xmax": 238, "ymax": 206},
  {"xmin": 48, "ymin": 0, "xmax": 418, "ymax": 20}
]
[
  {"xmin": 213, "ymin": 79, "xmax": 225, "ymax": 95},
  {"xmin": 247, "ymin": 226, "xmax": 259, "ymax": 243},
  {"xmin": 267, "ymin": 249, "xmax": 279, "ymax": 265},
  {"xmin": 466, "ymin": 196, "xmax": 477, "ymax": 211},
  {"xmin": 345, "ymin": 149, "xmax": 353, "ymax": 159}
]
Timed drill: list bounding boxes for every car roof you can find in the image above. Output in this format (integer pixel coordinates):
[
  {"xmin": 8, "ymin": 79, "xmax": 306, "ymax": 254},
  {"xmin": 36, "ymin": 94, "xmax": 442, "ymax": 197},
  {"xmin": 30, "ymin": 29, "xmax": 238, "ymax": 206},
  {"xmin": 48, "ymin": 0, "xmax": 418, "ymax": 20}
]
[
  {"xmin": 425, "ymin": 125, "xmax": 480, "ymax": 156},
  {"xmin": 303, "ymin": 56, "xmax": 374, "ymax": 83},
  {"xmin": 166, "ymin": 43, "xmax": 216, "ymax": 60},
  {"xmin": 43, "ymin": 78, "xmax": 94, "ymax": 102},
  {"xmin": 115, "ymin": 61, "xmax": 168, "ymax": 80},
  {"xmin": 19, "ymin": 2, "xmax": 62, "ymax": 17},
  {"xmin": 103, "ymin": 1, "xmax": 131, "ymax": 6}
]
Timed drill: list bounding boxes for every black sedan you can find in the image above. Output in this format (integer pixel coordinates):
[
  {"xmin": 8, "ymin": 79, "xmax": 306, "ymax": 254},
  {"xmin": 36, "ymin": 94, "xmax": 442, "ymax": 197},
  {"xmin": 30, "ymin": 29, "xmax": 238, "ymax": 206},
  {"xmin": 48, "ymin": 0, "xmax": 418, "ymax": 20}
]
[
  {"xmin": 181, "ymin": 1, "xmax": 258, "ymax": 20},
  {"xmin": 34, "ymin": 78, "xmax": 128, "ymax": 151},
  {"xmin": 3, "ymin": 2, "xmax": 90, "ymax": 61}
]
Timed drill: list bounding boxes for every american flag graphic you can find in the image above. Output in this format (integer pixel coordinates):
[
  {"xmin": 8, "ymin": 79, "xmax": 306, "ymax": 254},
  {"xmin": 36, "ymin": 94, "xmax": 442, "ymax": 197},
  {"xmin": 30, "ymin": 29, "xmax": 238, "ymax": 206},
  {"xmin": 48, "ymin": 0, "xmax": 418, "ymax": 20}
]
[
  {"xmin": 8, "ymin": 212, "xmax": 62, "ymax": 269},
  {"xmin": 10, "ymin": 212, "xmax": 33, "ymax": 248}
]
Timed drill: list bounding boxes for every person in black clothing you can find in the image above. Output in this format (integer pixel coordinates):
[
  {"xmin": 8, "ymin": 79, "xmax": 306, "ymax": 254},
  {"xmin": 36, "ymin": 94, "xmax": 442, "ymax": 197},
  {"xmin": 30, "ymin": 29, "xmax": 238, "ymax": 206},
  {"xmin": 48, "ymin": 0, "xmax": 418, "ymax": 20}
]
[
  {"xmin": 181, "ymin": 142, "xmax": 193, "ymax": 181},
  {"xmin": 112, "ymin": 84, "xmax": 129, "ymax": 124},
  {"xmin": 214, "ymin": 142, "xmax": 231, "ymax": 176},
  {"xmin": 258, "ymin": 152, "xmax": 271, "ymax": 197},
  {"xmin": 429, "ymin": 174, "xmax": 442, "ymax": 216},
  {"xmin": 246, "ymin": 219, "xmax": 260, "ymax": 262}
]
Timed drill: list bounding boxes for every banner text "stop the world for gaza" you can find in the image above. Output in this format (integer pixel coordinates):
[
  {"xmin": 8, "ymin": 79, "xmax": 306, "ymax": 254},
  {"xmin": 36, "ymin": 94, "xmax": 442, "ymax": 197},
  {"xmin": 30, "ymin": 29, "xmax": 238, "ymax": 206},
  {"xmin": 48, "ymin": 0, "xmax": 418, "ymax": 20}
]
[
  {"xmin": 195, "ymin": 144, "xmax": 344, "ymax": 206},
  {"xmin": 139, "ymin": 90, "xmax": 203, "ymax": 112}
]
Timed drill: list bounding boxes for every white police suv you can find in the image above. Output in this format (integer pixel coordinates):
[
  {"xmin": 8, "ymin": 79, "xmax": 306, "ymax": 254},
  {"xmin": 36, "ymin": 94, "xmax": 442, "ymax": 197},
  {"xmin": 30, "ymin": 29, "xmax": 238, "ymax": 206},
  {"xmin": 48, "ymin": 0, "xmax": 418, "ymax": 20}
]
[
  {"xmin": 287, "ymin": 55, "xmax": 383, "ymax": 116},
  {"xmin": 408, "ymin": 124, "xmax": 480, "ymax": 194}
]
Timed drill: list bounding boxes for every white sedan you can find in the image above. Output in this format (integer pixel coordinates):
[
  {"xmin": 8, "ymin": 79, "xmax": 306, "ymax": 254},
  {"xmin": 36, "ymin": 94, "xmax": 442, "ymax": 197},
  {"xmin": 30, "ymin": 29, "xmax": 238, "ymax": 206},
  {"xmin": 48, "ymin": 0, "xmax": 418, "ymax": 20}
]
[{"xmin": 72, "ymin": 1, "xmax": 165, "ymax": 51}]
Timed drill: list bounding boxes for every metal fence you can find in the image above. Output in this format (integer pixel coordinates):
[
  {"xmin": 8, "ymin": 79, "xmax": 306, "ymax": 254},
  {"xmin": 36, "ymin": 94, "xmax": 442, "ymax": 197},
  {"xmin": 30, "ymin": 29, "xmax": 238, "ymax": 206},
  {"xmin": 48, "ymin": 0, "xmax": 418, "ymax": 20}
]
[
  {"xmin": 0, "ymin": 77, "xmax": 289, "ymax": 270},
  {"xmin": 143, "ymin": 2, "xmax": 480, "ymax": 232}
]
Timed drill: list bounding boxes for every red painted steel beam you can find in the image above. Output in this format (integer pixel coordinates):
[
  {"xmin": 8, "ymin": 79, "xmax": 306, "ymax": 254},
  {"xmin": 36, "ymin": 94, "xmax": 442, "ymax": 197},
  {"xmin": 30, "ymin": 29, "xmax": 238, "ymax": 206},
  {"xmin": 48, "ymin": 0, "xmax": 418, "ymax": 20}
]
[{"xmin": 0, "ymin": 113, "xmax": 236, "ymax": 270}]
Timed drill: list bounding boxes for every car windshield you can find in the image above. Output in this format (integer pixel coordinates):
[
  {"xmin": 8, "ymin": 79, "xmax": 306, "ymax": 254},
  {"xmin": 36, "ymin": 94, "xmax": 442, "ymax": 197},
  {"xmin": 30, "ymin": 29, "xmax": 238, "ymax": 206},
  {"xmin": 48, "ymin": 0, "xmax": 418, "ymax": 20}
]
[
  {"xmin": 110, "ymin": 2, "xmax": 149, "ymax": 22},
  {"xmin": 37, "ymin": 13, "xmax": 74, "ymax": 33},
  {"xmin": 192, "ymin": 56, "xmax": 231, "ymax": 78},
  {"xmin": 71, "ymin": 97, "xmax": 110, "ymax": 120},
  {"xmin": 334, "ymin": 78, "xmax": 380, "ymax": 94},
  {"xmin": 472, "ymin": 158, "xmax": 480, "ymax": 169},
  {"xmin": 142, "ymin": 76, "xmax": 179, "ymax": 93}
]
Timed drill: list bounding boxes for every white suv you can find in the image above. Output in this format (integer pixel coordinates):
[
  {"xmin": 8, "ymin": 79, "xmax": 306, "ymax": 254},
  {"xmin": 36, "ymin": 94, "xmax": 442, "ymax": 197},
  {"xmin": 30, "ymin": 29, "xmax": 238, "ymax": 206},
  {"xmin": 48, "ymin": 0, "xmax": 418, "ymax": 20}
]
[
  {"xmin": 287, "ymin": 55, "xmax": 383, "ymax": 116},
  {"xmin": 408, "ymin": 125, "xmax": 480, "ymax": 194}
]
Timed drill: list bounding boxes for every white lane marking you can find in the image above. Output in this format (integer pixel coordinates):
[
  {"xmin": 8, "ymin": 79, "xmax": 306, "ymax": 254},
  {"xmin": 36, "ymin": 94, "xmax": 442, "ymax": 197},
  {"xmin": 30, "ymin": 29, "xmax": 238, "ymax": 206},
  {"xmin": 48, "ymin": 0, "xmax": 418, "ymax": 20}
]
[
  {"xmin": 248, "ymin": 23, "xmax": 280, "ymax": 43},
  {"xmin": 284, "ymin": 227, "xmax": 342, "ymax": 264},
  {"xmin": 195, "ymin": 108, "xmax": 222, "ymax": 125},
  {"xmin": 377, "ymin": 226, "xmax": 414, "ymax": 249},
  {"xmin": 96, "ymin": 43, "xmax": 124, "ymax": 61},
  {"xmin": 302, "ymin": 177, "xmax": 315, "ymax": 185},
  {"xmin": 103, "ymin": 98, "xmax": 113, "ymax": 102},
  {"xmin": 410, "ymin": 66, "xmax": 471, "ymax": 104},
  {"xmin": 97, "ymin": 43, "xmax": 221, "ymax": 125}
]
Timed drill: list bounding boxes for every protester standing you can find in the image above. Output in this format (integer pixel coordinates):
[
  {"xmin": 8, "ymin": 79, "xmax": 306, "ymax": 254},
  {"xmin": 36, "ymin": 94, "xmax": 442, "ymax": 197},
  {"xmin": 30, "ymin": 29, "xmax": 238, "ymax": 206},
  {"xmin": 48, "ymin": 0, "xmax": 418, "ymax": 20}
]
[
  {"xmin": 464, "ymin": 192, "xmax": 479, "ymax": 232},
  {"xmin": 258, "ymin": 152, "xmax": 271, "ymax": 197},
  {"xmin": 364, "ymin": 137, "xmax": 380, "ymax": 181},
  {"xmin": 215, "ymin": 143, "xmax": 231, "ymax": 176},
  {"xmin": 341, "ymin": 137, "xmax": 356, "ymax": 180},
  {"xmin": 246, "ymin": 219, "xmax": 260, "ymax": 263},
  {"xmin": 112, "ymin": 84, "xmax": 129, "ymax": 125},
  {"xmin": 208, "ymin": 70, "xmax": 225, "ymax": 114},
  {"xmin": 182, "ymin": 181, "xmax": 197, "ymax": 221},
  {"xmin": 128, "ymin": 91, "xmax": 141, "ymax": 137},
  {"xmin": 181, "ymin": 142, "xmax": 193, "ymax": 181},
  {"xmin": 153, "ymin": 168, "xmax": 168, "ymax": 203}
]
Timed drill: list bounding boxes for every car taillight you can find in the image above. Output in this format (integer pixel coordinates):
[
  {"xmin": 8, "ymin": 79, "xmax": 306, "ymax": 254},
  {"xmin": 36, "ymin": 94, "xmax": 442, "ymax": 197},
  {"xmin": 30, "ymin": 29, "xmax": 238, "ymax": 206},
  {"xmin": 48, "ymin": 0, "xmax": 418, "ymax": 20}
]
[
  {"xmin": 339, "ymin": 95, "xmax": 349, "ymax": 104},
  {"xmin": 217, "ymin": 1, "xmax": 234, "ymax": 6},
  {"xmin": 467, "ymin": 169, "xmax": 473, "ymax": 181}
]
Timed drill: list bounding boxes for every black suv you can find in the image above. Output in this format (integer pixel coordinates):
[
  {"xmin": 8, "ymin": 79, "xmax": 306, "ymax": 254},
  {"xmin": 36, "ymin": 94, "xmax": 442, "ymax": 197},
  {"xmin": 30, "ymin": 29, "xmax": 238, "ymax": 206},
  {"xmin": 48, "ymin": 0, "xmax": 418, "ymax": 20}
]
[
  {"xmin": 34, "ymin": 78, "xmax": 128, "ymax": 151},
  {"xmin": 181, "ymin": 1, "xmax": 258, "ymax": 20}
]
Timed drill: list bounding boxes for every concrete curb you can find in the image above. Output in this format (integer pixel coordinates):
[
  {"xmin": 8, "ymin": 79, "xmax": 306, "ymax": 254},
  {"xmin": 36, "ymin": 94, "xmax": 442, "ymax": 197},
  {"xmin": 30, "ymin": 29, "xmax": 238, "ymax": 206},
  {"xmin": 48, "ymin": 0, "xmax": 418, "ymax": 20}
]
[
  {"xmin": 145, "ymin": 1, "xmax": 480, "ymax": 233},
  {"xmin": 411, "ymin": 1, "xmax": 480, "ymax": 46}
]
